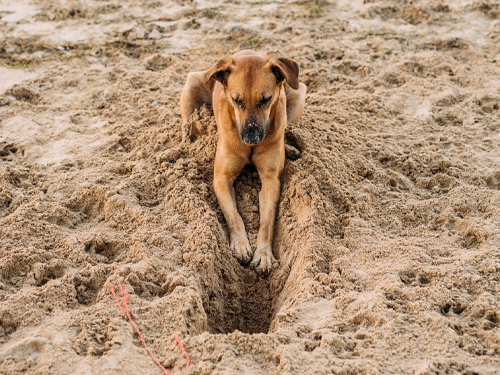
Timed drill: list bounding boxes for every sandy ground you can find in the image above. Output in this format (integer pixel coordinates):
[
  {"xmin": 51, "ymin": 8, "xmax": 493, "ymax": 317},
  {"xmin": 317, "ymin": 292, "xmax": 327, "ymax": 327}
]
[{"xmin": 1, "ymin": 0, "xmax": 500, "ymax": 374}]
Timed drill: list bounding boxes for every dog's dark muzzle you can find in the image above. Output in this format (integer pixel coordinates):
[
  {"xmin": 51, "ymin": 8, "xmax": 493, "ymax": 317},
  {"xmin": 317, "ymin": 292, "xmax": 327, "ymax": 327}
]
[{"xmin": 240, "ymin": 121, "xmax": 267, "ymax": 146}]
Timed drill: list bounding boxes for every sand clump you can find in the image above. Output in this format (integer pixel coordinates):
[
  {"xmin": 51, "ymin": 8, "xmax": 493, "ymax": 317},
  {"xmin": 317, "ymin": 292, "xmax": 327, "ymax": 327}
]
[{"xmin": 1, "ymin": 0, "xmax": 500, "ymax": 374}]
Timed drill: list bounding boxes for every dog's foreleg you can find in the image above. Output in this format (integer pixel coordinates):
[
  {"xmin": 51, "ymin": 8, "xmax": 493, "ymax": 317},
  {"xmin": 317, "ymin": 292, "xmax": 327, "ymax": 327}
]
[
  {"xmin": 213, "ymin": 154, "xmax": 253, "ymax": 264},
  {"xmin": 251, "ymin": 150, "xmax": 283, "ymax": 276},
  {"xmin": 251, "ymin": 174, "xmax": 280, "ymax": 276}
]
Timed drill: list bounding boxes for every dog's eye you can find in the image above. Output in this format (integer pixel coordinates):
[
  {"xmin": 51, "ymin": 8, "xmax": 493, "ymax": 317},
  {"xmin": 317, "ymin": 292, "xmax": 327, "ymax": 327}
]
[
  {"xmin": 258, "ymin": 96, "xmax": 271, "ymax": 108},
  {"xmin": 233, "ymin": 97, "xmax": 245, "ymax": 108}
]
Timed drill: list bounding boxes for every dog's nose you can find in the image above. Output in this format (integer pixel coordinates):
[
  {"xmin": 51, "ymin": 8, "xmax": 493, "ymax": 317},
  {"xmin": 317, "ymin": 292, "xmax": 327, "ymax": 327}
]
[{"xmin": 240, "ymin": 121, "xmax": 265, "ymax": 145}]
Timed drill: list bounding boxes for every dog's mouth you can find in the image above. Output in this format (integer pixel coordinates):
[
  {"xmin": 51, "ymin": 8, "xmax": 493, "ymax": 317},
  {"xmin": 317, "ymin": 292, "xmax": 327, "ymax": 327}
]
[{"xmin": 239, "ymin": 122, "xmax": 268, "ymax": 146}]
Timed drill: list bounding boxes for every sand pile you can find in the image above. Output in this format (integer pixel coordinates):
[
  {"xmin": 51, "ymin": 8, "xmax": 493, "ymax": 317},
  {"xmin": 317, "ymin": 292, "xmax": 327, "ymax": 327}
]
[{"xmin": 1, "ymin": 0, "xmax": 500, "ymax": 374}]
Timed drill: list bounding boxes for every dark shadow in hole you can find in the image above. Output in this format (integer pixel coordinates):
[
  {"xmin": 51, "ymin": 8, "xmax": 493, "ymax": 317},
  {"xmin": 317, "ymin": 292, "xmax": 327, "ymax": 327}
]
[
  {"xmin": 73, "ymin": 271, "xmax": 107, "ymax": 306},
  {"xmin": 32, "ymin": 262, "xmax": 66, "ymax": 287},
  {"xmin": 84, "ymin": 239, "xmax": 123, "ymax": 264},
  {"xmin": 202, "ymin": 164, "xmax": 273, "ymax": 335},
  {"xmin": 440, "ymin": 303, "xmax": 451, "ymax": 315},
  {"xmin": 0, "ymin": 143, "xmax": 18, "ymax": 157},
  {"xmin": 285, "ymin": 131, "xmax": 303, "ymax": 161},
  {"xmin": 204, "ymin": 266, "xmax": 273, "ymax": 335}
]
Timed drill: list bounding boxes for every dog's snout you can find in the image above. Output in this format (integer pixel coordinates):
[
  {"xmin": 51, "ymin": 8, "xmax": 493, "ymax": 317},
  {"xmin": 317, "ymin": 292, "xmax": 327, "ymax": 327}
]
[{"xmin": 240, "ymin": 121, "xmax": 265, "ymax": 145}]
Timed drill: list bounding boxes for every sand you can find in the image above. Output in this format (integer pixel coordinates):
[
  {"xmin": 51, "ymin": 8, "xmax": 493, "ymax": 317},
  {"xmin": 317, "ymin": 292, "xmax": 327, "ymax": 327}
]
[{"xmin": 1, "ymin": 0, "xmax": 500, "ymax": 374}]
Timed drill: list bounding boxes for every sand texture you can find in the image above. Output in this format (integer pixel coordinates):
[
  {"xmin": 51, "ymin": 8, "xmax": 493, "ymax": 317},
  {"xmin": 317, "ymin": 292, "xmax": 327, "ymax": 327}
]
[{"xmin": 1, "ymin": 0, "xmax": 500, "ymax": 374}]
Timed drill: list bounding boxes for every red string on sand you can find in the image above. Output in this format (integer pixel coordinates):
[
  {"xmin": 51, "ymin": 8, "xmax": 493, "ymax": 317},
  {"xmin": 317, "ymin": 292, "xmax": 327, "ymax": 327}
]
[
  {"xmin": 110, "ymin": 284, "xmax": 191, "ymax": 375},
  {"xmin": 174, "ymin": 331, "xmax": 191, "ymax": 371}
]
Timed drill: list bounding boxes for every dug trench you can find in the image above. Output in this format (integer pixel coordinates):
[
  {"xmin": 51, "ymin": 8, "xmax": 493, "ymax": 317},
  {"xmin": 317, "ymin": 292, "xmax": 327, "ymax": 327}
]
[
  {"xmin": 174, "ymin": 108, "xmax": 275, "ymax": 335},
  {"xmin": 178, "ymin": 105, "xmax": 353, "ymax": 335}
]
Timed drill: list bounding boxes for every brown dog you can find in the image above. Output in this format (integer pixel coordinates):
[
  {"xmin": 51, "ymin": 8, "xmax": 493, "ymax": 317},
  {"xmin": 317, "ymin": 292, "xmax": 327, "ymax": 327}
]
[{"xmin": 180, "ymin": 50, "xmax": 306, "ymax": 276}]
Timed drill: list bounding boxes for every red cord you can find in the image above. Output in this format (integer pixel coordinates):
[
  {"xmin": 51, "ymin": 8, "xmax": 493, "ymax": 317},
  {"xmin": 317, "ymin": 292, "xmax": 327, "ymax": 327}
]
[
  {"xmin": 110, "ymin": 284, "xmax": 190, "ymax": 374},
  {"xmin": 174, "ymin": 331, "xmax": 191, "ymax": 371}
]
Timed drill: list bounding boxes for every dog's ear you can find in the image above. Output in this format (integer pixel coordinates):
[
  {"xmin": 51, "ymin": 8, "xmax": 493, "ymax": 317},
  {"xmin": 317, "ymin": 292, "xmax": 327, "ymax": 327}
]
[
  {"xmin": 270, "ymin": 57, "xmax": 299, "ymax": 90},
  {"xmin": 204, "ymin": 58, "xmax": 232, "ymax": 86}
]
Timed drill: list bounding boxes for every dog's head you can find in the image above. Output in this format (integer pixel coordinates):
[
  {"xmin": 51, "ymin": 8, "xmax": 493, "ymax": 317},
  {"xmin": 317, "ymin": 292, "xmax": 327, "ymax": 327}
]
[{"xmin": 204, "ymin": 52, "xmax": 299, "ymax": 146}]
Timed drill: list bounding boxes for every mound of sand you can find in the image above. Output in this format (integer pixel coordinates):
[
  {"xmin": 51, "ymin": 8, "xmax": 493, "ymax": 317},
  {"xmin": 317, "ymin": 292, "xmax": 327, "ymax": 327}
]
[{"xmin": 1, "ymin": 0, "xmax": 499, "ymax": 374}]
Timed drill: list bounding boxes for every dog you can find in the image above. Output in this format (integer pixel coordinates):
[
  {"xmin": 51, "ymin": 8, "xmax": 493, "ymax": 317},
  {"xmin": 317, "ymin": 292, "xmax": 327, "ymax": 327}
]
[{"xmin": 180, "ymin": 50, "xmax": 306, "ymax": 276}]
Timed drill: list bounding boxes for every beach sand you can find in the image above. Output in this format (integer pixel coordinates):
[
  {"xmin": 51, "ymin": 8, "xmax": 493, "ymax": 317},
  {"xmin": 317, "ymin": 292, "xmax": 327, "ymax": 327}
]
[{"xmin": 1, "ymin": 1, "xmax": 499, "ymax": 374}]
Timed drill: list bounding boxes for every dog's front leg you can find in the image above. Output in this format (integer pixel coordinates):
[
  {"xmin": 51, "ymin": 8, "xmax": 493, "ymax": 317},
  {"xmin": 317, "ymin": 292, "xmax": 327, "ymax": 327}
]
[
  {"xmin": 251, "ymin": 152, "xmax": 283, "ymax": 276},
  {"xmin": 214, "ymin": 151, "xmax": 253, "ymax": 264}
]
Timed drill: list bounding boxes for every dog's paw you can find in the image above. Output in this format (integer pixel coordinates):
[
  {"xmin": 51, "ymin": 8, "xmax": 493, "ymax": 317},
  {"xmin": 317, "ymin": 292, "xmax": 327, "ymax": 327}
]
[
  {"xmin": 230, "ymin": 235, "xmax": 253, "ymax": 264},
  {"xmin": 250, "ymin": 244, "xmax": 274, "ymax": 277}
]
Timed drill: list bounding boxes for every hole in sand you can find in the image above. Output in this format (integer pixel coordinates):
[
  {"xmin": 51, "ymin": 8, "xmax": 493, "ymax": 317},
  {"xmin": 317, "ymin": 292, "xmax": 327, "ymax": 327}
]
[
  {"xmin": 0, "ymin": 320, "xmax": 18, "ymax": 341},
  {"xmin": 30, "ymin": 262, "xmax": 66, "ymax": 287},
  {"xmin": 285, "ymin": 131, "xmax": 303, "ymax": 161},
  {"xmin": 199, "ymin": 166, "xmax": 274, "ymax": 335},
  {"xmin": 73, "ymin": 269, "xmax": 108, "ymax": 306},
  {"xmin": 204, "ymin": 267, "xmax": 273, "ymax": 334},
  {"xmin": 84, "ymin": 238, "xmax": 124, "ymax": 264},
  {"xmin": 0, "ymin": 143, "xmax": 16, "ymax": 157},
  {"xmin": 440, "ymin": 303, "xmax": 451, "ymax": 315}
]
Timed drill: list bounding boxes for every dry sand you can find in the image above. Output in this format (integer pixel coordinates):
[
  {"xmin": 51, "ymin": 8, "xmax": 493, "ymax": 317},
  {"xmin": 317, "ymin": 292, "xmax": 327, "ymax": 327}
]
[{"xmin": 1, "ymin": 0, "xmax": 500, "ymax": 374}]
